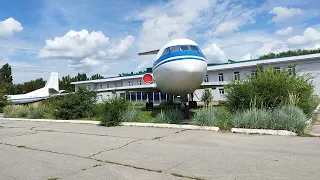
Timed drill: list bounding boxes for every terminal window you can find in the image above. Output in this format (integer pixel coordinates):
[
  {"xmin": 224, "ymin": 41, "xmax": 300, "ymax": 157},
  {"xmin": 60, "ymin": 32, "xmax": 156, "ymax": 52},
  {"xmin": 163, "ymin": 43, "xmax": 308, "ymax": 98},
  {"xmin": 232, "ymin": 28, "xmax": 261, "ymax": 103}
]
[
  {"xmin": 218, "ymin": 73, "xmax": 224, "ymax": 82},
  {"xmin": 219, "ymin": 88, "xmax": 224, "ymax": 95},
  {"xmin": 234, "ymin": 72, "xmax": 240, "ymax": 81}
]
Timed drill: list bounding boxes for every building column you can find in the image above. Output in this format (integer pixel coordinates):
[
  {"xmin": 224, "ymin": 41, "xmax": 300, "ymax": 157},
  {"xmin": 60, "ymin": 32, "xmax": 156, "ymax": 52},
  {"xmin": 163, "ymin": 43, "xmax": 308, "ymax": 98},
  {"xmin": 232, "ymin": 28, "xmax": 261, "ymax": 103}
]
[
  {"xmin": 135, "ymin": 92, "xmax": 137, "ymax": 102},
  {"xmin": 129, "ymin": 92, "xmax": 132, "ymax": 102},
  {"xmin": 159, "ymin": 92, "xmax": 161, "ymax": 103},
  {"xmin": 153, "ymin": 92, "xmax": 155, "ymax": 102}
]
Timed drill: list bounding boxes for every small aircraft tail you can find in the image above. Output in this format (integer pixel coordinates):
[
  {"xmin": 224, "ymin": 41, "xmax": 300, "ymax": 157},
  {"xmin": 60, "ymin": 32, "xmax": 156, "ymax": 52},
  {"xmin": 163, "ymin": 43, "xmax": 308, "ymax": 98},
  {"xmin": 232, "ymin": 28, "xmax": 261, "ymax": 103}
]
[{"xmin": 45, "ymin": 72, "xmax": 59, "ymax": 91}]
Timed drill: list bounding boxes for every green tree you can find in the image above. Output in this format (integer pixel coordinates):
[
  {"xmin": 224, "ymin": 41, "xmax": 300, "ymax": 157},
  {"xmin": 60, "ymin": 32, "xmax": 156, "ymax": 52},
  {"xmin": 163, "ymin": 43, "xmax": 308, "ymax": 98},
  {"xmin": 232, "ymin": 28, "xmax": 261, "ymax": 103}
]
[
  {"xmin": 0, "ymin": 63, "xmax": 13, "ymax": 94},
  {"xmin": 201, "ymin": 89, "xmax": 213, "ymax": 106},
  {"xmin": 224, "ymin": 65, "xmax": 318, "ymax": 116},
  {"xmin": 90, "ymin": 74, "xmax": 104, "ymax": 80},
  {"xmin": 0, "ymin": 63, "xmax": 13, "ymax": 84},
  {"xmin": 0, "ymin": 82, "xmax": 8, "ymax": 112},
  {"xmin": 53, "ymin": 86, "xmax": 97, "ymax": 120},
  {"xmin": 259, "ymin": 48, "xmax": 320, "ymax": 60}
]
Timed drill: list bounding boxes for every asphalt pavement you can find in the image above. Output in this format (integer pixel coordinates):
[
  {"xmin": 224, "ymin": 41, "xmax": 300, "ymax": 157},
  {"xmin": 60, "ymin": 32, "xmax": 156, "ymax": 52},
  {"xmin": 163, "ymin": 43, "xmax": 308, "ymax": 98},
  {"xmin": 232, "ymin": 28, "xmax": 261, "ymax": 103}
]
[{"xmin": 0, "ymin": 119, "xmax": 320, "ymax": 180}]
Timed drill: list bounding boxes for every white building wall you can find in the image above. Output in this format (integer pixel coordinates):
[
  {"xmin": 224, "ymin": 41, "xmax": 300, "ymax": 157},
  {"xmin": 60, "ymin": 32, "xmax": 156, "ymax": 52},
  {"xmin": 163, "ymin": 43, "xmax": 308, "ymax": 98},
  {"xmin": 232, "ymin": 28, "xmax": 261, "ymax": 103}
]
[{"xmin": 73, "ymin": 56, "xmax": 320, "ymax": 104}]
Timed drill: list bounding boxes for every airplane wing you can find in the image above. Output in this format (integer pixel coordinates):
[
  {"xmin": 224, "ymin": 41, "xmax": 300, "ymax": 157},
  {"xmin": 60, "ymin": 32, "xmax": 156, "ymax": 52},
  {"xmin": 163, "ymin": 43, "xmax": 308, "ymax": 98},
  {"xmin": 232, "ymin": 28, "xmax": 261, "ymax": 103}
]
[
  {"xmin": 198, "ymin": 82, "xmax": 227, "ymax": 89},
  {"xmin": 138, "ymin": 49, "xmax": 160, "ymax": 56},
  {"xmin": 96, "ymin": 83, "xmax": 159, "ymax": 93}
]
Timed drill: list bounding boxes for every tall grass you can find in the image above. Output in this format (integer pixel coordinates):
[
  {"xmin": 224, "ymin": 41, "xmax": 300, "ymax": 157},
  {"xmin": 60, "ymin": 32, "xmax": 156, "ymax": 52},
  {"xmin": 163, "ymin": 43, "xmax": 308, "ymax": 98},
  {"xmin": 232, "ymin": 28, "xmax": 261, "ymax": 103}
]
[
  {"xmin": 3, "ymin": 103, "xmax": 54, "ymax": 119},
  {"xmin": 121, "ymin": 107, "xmax": 141, "ymax": 122},
  {"xmin": 231, "ymin": 105, "xmax": 308, "ymax": 135},
  {"xmin": 191, "ymin": 106, "xmax": 232, "ymax": 130},
  {"xmin": 155, "ymin": 107, "xmax": 183, "ymax": 124}
]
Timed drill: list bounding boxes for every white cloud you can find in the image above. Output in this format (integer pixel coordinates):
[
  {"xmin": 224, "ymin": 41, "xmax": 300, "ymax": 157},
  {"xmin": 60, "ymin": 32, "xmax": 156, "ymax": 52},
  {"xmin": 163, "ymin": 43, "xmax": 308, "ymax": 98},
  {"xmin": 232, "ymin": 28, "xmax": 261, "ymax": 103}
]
[
  {"xmin": 287, "ymin": 28, "xmax": 320, "ymax": 45},
  {"xmin": 131, "ymin": 0, "xmax": 259, "ymax": 69},
  {"xmin": 0, "ymin": 18, "xmax": 23, "ymax": 38},
  {"xmin": 269, "ymin": 7, "xmax": 303, "ymax": 23},
  {"xmin": 202, "ymin": 44, "xmax": 227, "ymax": 63},
  {"xmin": 215, "ymin": 31, "xmax": 290, "ymax": 60},
  {"xmin": 38, "ymin": 29, "xmax": 110, "ymax": 60},
  {"xmin": 98, "ymin": 35, "xmax": 135, "ymax": 60},
  {"xmin": 213, "ymin": 21, "xmax": 243, "ymax": 35},
  {"xmin": 275, "ymin": 27, "xmax": 293, "ymax": 35},
  {"xmin": 241, "ymin": 53, "xmax": 252, "ymax": 60},
  {"xmin": 38, "ymin": 29, "xmax": 135, "ymax": 73}
]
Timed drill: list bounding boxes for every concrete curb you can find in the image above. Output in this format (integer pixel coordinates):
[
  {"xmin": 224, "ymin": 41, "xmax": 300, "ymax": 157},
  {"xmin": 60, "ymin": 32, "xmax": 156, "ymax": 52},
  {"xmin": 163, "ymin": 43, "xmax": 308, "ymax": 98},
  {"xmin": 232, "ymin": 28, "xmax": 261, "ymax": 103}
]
[
  {"xmin": 121, "ymin": 122, "xmax": 220, "ymax": 131},
  {"xmin": 0, "ymin": 118, "xmax": 100, "ymax": 125},
  {"xmin": 0, "ymin": 118, "xmax": 220, "ymax": 131},
  {"xmin": 231, "ymin": 128, "xmax": 297, "ymax": 136},
  {"xmin": 309, "ymin": 133, "xmax": 320, "ymax": 137}
]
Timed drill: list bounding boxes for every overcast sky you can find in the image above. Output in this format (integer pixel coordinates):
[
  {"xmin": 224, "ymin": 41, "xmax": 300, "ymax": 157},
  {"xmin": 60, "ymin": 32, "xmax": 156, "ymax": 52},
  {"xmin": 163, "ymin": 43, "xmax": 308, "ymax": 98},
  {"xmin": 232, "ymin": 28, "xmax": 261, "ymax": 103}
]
[{"xmin": 1, "ymin": 0, "xmax": 320, "ymax": 83}]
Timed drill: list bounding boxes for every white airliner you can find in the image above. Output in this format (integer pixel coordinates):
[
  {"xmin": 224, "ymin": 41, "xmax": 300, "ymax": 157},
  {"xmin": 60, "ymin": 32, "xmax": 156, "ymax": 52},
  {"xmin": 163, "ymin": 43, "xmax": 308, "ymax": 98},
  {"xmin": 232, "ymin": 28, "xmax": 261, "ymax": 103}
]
[
  {"xmin": 91, "ymin": 38, "xmax": 218, "ymax": 107},
  {"xmin": 145, "ymin": 38, "xmax": 208, "ymax": 95},
  {"xmin": 6, "ymin": 72, "xmax": 66, "ymax": 104}
]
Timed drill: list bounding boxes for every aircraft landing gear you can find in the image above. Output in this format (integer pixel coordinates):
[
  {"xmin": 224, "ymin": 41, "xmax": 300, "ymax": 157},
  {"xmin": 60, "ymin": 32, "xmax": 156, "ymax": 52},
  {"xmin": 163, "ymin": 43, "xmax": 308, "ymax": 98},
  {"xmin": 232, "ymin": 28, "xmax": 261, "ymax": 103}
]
[{"xmin": 180, "ymin": 94, "xmax": 190, "ymax": 119}]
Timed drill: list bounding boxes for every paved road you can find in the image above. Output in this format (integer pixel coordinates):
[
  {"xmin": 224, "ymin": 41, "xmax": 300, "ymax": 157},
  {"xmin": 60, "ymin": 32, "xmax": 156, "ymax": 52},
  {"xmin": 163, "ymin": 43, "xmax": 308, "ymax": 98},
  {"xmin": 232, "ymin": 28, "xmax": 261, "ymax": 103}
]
[{"xmin": 0, "ymin": 120, "xmax": 320, "ymax": 180}]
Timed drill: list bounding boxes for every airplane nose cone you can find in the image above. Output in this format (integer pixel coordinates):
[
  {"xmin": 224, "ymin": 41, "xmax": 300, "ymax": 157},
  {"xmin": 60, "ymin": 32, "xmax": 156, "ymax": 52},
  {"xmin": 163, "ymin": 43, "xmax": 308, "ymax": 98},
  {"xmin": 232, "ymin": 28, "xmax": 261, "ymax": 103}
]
[{"xmin": 153, "ymin": 60, "xmax": 207, "ymax": 95}]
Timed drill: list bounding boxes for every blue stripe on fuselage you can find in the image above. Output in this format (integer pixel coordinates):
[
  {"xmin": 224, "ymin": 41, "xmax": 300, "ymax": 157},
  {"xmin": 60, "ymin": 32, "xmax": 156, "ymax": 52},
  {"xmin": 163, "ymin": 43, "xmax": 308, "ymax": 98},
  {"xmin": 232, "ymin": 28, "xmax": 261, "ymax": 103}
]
[
  {"xmin": 153, "ymin": 50, "xmax": 206, "ymax": 68},
  {"xmin": 152, "ymin": 57, "xmax": 206, "ymax": 71}
]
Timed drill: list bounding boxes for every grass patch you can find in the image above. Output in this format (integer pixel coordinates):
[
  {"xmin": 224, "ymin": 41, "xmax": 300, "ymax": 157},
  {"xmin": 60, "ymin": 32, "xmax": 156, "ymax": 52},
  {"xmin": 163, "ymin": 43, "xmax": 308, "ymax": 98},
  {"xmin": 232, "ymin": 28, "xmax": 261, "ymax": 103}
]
[
  {"xmin": 191, "ymin": 106, "xmax": 232, "ymax": 130},
  {"xmin": 231, "ymin": 105, "xmax": 309, "ymax": 135}
]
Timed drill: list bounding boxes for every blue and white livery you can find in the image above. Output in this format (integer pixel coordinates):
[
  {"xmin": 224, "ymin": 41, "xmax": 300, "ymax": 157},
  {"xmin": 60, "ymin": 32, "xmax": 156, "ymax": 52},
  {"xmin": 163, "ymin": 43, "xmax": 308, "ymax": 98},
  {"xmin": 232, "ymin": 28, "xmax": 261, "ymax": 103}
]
[{"xmin": 141, "ymin": 39, "xmax": 208, "ymax": 95}]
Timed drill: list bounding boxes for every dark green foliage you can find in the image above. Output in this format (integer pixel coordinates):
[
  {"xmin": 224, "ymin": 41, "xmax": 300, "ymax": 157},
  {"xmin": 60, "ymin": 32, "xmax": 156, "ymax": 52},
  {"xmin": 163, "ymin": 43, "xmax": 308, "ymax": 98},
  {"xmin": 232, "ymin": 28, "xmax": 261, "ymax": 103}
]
[
  {"xmin": 11, "ymin": 78, "xmax": 46, "ymax": 94},
  {"xmin": 224, "ymin": 65, "xmax": 318, "ymax": 116},
  {"xmin": 259, "ymin": 48, "xmax": 320, "ymax": 59},
  {"xmin": 0, "ymin": 82, "xmax": 7, "ymax": 112},
  {"xmin": 53, "ymin": 86, "xmax": 97, "ymax": 120},
  {"xmin": 90, "ymin": 73, "xmax": 104, "ymax": 80},
  {"xmin": 201, "ymin": 89, "xmax": 213, "ymax": 106},
  {"xmin": 99, "ymin": 96, "xmax": 130, "ymax": 126},
  {"xmin": 0, "ymin": 63, "xmax": 13, "ymax": 85}
]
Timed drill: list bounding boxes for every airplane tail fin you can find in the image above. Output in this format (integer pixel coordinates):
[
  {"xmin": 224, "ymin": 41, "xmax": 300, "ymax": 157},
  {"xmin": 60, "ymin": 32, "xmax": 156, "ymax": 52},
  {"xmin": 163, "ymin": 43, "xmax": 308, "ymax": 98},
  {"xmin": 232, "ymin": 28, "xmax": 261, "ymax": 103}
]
[{"xmin": 45, "ymin": 72, "xmax": 59, "ymax": 91}]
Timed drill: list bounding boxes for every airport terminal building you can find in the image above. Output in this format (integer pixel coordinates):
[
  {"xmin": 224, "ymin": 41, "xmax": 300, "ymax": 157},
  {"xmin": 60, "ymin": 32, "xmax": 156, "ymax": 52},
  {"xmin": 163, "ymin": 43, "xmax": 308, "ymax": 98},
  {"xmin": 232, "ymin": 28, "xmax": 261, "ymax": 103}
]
[{"xmin": 71, "ymin": 53, "xmax": 320, "ymax": 104}]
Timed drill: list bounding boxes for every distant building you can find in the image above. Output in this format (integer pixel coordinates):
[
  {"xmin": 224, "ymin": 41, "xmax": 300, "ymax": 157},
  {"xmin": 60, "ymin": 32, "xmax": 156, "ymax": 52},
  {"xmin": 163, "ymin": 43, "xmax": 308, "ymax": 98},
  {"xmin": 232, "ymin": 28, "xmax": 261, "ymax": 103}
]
[{"xmin": 71, "ymin": 53, "xmax": 320, "ymax": 103}]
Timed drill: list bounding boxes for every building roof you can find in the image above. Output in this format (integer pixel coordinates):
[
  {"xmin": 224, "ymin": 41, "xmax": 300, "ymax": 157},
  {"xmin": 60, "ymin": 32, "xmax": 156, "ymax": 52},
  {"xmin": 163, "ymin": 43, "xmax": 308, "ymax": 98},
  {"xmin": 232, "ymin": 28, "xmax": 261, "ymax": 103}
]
[{"xmin": 71, "ymin": 52, "xmax": 320, "ymax": 85}]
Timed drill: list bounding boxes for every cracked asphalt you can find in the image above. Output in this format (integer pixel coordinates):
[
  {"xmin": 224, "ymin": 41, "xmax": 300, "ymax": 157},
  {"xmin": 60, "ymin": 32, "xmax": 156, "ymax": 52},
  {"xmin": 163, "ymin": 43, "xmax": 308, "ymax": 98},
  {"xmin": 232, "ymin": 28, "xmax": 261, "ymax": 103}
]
[{"xmin": 1, "ymin": 120, "xmax": 320, "ymax": 180}]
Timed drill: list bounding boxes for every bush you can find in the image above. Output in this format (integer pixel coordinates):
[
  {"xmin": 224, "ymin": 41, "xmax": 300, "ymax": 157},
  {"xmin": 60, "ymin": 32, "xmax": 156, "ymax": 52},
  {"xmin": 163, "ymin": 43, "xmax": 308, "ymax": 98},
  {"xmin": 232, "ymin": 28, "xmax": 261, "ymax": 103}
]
[
  {"xmin": 121, "ymin": 107, "xmax": 141, "ymax": 122},
  {"xmin": 53, "ymin": 86, "xmax": 97, "ymax": 120},
  {"xmin": 191, "ymin": 106, "xmax": 232, "ymax": 130},
  {"xmin": 232, "ymin": 108, "xmax": 272, "ymax": 129},
  {"xmin": 231, "ymin": 105, "xmax": 308, "ymax": 134},
  {"xmin": 225, "ymin": 65, "xmax": 318, "ymax": 116},
  {"xmin": 99, "ymin": 96, "xmax": 130, "ymax": 126},
  {"xmin": 271, "ymin": 105, "xmax": 308, "ymax": 135},
  {"xmin": 155, "ymin": 107, "xmax": 183, "ymax": 124}
]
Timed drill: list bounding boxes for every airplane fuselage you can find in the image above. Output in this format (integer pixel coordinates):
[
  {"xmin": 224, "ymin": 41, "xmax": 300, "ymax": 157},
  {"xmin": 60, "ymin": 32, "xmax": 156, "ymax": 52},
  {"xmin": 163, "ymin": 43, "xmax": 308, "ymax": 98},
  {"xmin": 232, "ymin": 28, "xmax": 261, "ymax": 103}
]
[{"xmin": 152, "ymin": 39, "xmax": 207, "ymax": 95}]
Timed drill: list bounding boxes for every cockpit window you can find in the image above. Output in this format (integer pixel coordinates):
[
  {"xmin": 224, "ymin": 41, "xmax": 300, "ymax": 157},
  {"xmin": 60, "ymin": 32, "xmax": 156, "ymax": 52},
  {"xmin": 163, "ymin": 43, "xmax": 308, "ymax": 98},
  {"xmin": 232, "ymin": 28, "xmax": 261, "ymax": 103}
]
[
  {"xmin": 161, "ymin": 47, "xmax": 169, "ymax": 56},
  {"xmin": 170, "ymin": 46, "xmax": 179, "ymax": 53},
  {"xmin": 190, "ymin": 45, "xmax": 199, "ymax": 52},
  {"xmin": 180, "ymin": 45, "xmax": 190, "ymax": 51}
]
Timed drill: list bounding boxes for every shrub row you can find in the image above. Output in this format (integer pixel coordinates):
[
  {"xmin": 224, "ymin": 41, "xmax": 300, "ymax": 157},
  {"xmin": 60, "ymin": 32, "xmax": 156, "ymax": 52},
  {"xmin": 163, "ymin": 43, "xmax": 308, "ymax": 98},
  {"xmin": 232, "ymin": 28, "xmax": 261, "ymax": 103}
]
[{"xmin": 191, "ymin": 105, "xmax": 309, "ymax": 135}]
